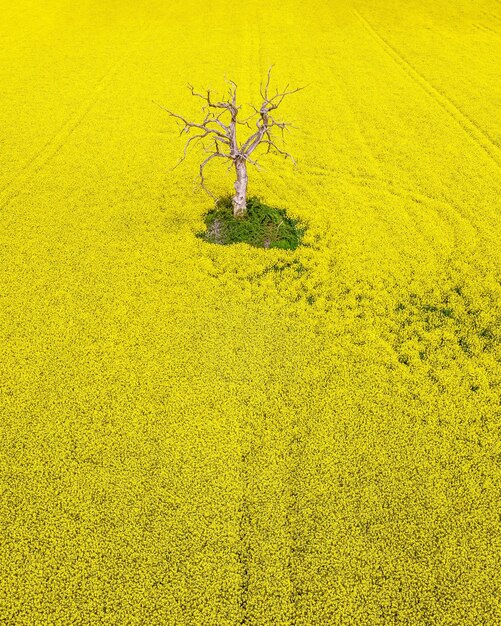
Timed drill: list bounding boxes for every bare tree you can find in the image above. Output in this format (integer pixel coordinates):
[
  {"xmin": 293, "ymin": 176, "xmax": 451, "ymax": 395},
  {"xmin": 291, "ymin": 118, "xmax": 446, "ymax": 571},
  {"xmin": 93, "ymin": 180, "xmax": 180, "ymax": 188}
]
[{"xmin": 155, "ymin": 67, "xmax": 304, "ymax": 218}]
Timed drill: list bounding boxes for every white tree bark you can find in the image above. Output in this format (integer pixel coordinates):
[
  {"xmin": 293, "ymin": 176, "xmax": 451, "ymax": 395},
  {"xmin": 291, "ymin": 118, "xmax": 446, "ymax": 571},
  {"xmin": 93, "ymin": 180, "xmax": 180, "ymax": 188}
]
[
  {"xmin": 233, "ymin": 159, "xmax": 248, "ymax": 218},
  {"xmin": 157, "ymin": 68, "xmax": 303, "ymax": 220}
]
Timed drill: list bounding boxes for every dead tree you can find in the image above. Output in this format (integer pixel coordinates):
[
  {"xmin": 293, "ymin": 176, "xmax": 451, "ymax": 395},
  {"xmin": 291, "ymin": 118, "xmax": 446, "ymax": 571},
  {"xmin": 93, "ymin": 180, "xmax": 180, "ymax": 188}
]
[{"xmin": 155, "ymin": 67, "xmax": 304, "ymax": 218}]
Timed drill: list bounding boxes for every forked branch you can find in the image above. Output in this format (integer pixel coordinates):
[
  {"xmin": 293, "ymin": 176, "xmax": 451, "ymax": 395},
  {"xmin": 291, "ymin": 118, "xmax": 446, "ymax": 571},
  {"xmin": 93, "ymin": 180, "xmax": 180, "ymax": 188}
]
[{"xmin": 156, "ymin": 66, "xmax": 305, "ymax": 216}]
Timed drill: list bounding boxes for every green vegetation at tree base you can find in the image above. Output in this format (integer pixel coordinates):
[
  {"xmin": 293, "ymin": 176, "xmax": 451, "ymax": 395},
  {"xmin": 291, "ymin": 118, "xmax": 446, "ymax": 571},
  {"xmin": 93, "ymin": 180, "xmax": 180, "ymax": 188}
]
[{"xmin": 198, "ymin": 196, "xmax": 305, "ymax": 250}]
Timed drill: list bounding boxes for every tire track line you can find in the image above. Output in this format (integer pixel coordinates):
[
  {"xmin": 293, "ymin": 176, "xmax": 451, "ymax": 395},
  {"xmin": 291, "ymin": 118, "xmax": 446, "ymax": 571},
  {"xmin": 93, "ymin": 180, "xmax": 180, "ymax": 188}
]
[
  {"xmin": 353, "ymin": 9, "xmax": 501, "ymax": 169},
  {"xmin": 303, "ymin": 162, "xmax": 435, "ymax": 209},
  {"xmin": 473, "ymin": 21, "xmax": 501, "ymax": 37},
  {"xmin": 477, "ymin": 22, "xmax": 501, "ymax": 37},
  {"xmin": 323, "ymin": 54, "xmax": 386, "ymax": 181},
  {"xmin": 0, "ymin": 23, "xmax": 153, "ymax": 210},
  {"xmin": 303, "ymin": 161, "xmax": 486, "ymax": 245},
  {"xmin": 481, "ymin": 8, "xmax": 501, "ymax": 24},
  {"xmin": 485, "ymin": 12, "xmax": 501, "ymax": 24}
]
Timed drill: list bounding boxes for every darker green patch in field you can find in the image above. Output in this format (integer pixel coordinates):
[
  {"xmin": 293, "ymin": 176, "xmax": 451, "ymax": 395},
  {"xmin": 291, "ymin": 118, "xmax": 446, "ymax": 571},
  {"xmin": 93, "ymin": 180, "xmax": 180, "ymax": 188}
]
[
  {"xmin": 458, "ymin": 337, "xmax": 472, "ymax": 356},
  {"xmin": 422, "ymin": 304, "xmax": 454, "ymax": 318},
  {"xmin": 197, "ymin": 195, "xmax": 305, "ymax": 250}
]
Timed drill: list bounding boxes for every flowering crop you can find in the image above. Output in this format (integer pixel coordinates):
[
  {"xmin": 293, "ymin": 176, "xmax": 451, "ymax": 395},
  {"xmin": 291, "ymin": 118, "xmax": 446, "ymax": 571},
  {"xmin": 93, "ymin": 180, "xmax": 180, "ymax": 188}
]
[{"xmin": 0, "ymin": 0, "xmax": 499, "ymax": 624}]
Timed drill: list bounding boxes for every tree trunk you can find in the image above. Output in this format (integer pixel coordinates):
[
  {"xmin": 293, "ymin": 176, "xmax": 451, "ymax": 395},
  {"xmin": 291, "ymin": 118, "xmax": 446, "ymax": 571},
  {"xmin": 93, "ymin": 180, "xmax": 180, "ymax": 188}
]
[{"xmin": 232, "ymin": 158, "xmax": 248, "ymax": 218}]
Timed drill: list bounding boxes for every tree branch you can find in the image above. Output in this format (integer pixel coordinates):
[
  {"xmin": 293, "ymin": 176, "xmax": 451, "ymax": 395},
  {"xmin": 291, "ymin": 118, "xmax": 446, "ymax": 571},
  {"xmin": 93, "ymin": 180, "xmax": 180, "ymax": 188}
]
[
  {"xmin": 158, "ymin": 68, "xmax": 304, "ymax": 203},
  {"xmin": 258, "ymin": 139, "xmax": 296, "ymax": 165},
  {"xmin": 199, "ymin": 152, "xmax": 228, "ymax": 199},
  {"xmin": 153, "ymin": 100, "xmax": 229, "ymax": 141}
]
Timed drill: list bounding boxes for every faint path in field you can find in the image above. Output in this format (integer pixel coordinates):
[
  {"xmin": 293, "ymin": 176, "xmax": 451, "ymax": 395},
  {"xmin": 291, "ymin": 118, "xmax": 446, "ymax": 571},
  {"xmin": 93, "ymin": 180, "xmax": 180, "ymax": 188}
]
[
  {"xmin": 0, "ymin": 23, "xmax": 153, "ymax": 211},
  {"xmin": 304, "ymin": 163, "xmax": 488, "ymax": 251},
  {"xmin": 358, "ymin": 170, "xmax": 484, "ymax": 238},
  {"xmin": 305, "ymin": 164, "xmax": 465, "ymax": 221},
  {"xmin": 474, "ymin": 21, "xmax": 501, "ymax": 37},
  {"xmin": 353, "ymin": 9, "xmax": 501, "ymax": 168},
  {"xmin": 483, "ymin": 8, "xmax": 501, "ymax": 24},
  {"xmin": 324, "ymin": 55, "xmax": 386, "ymax": 182}
]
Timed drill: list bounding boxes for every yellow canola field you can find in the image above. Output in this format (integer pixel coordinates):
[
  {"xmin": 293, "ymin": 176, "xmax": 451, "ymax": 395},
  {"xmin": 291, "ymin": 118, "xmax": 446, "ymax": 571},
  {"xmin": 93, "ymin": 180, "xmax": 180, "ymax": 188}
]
[{"xmin": 0, "ymin": 0, "xmax": 500, "ymax": 624}]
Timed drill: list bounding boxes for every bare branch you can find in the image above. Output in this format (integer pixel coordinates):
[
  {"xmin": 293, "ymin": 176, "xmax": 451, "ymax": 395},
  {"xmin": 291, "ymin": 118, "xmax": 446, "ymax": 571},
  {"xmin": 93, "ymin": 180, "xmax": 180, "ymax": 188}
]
[
  {"xmin": 153, "ymin": 101, "xmax": 191, "ymax": 130},
  {"xmin": 208, "ymin": 109, "xmax": 231, "ymax": 135},
  {"xmin": 260, "ymin": 64, "xmax": 275, "ymax": 100},
  {"xmin": 159, "ymin": 68, "xmax": 305, "ymax": 215},
  {"xmin": 265, "ymin": 86, "xmax": 305, "ymax": 113},
  {"xmin": 199, "ymin": 152, "xmax": 228, "ymax": 199},
  {"xmin": 238, "ymin": 110, "xmax": 259, "ymax": 125},
  {"xmin": 264, "ymin": 128, "xmax": 273, "ymax": 153},
  {"xmin": 185, "ymin": 84, "xmax": 237, "ymax": 117},
  {"xmin": 153, "ymin": 100, "xmax": 230, "ymax": 144},
  {"xmin": 240, "ymin": 127, "xmax": 260, "ymax": 154},
  {"xmin": 172, "ymin": 132, "xmax": 207, "ymax": 169},
  {"xmin": 187, "ymin": 84, "xmax": 212, "ymax": 104},
  {"xmin": 227, "ymin": 79, "xmax": 238, "ymax": 105},
  {"xmin": 258, "ymin": 139, "xmax": 297, "ymax": 165},
  {"xmin": 243, "ymin": 154, "xmax": 262, "ymax": 170}
]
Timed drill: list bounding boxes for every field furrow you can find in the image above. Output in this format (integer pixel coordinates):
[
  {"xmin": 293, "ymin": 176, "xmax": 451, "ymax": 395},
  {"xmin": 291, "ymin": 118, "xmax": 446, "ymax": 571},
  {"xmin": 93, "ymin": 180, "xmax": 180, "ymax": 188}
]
[
  {"xmin": 353, "ymin": 9, "xmax": 501, "ymax": 167},
  {"xmin": 0, "ymin": 1, "xmax": 499, "ymax": 624}
]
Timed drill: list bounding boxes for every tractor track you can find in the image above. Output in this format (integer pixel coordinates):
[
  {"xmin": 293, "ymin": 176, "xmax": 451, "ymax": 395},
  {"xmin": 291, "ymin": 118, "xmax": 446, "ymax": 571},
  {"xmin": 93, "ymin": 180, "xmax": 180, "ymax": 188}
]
[
  {"xmin": 0, "ymin": 23, "xmax": 153, "ymax": 211},
  {"xmin": 353, "ymin": 9, "xmax": 501, "ymax": 169}
]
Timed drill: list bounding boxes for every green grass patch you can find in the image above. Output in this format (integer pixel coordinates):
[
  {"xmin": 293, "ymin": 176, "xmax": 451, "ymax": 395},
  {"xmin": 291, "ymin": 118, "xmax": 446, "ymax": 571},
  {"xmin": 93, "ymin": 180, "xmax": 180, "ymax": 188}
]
[{"xmin": 197, "ymin": 195, "xmax": 305, "ymax": 250}]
